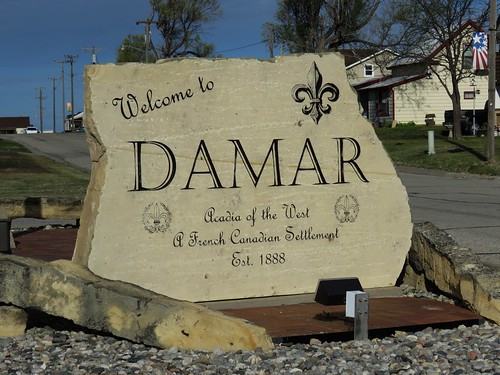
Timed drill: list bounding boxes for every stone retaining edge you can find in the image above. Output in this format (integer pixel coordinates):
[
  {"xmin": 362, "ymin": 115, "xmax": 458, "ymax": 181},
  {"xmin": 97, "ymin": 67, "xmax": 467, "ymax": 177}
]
[
  {"xmin": 402, "ymin": 222, "xmax": 500, "ymax": 324},
  {"xmin": 0, "ymin": 198, "xmax": 83, "ymax": 220}
]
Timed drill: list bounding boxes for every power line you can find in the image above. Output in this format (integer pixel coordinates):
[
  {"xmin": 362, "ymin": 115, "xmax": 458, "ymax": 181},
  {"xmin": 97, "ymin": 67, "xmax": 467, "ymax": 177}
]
[{"xmin": 214, "ymin": 40, "xmax": 267, "ymax": 55}]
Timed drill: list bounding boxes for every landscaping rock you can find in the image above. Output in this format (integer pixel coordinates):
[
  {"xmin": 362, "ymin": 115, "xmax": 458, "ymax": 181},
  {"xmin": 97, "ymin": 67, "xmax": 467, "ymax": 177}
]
[
  {"xmin": 0, "ymin": 254, "xmax": 273, "ymax": 352},
  {"xmin": 0, "ymin": 305, "xmax": 27, "ymax": 337},
  {"xmin": 402, "ymin": 222, "xmax": 500, "ymax": 324}
]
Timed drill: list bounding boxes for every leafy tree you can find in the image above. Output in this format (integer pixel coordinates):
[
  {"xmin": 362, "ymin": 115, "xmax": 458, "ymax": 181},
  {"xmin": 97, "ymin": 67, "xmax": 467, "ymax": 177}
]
[
  {"xmin": 382, "ymin": 0, "xmax": 489, "ymax": 139},
  {"xmin": 116, "ymin": 0, "xmax": 221, "ymax": 62},
  {"xmin": 270, "ymin": 0, "xmax": 381, "ymax": 54},
  {"xmin": 116, "ymin": 34, "xmax": 157, "ymax": 63}
]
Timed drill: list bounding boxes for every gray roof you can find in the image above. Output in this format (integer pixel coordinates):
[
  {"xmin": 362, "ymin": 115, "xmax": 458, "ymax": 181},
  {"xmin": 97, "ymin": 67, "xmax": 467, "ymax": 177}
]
[{"xmin": 356, "ymin": 74, "xmax": 425, "ymax": 90}]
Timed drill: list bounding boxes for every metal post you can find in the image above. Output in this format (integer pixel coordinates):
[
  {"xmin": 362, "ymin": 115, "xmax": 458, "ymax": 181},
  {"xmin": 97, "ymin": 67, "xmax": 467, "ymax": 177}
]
[
  {"xmin": 353, "ymin": 292, "xmax": 369, "ymax": 340},
  {"xmin": 471, "ymin": 77, "xmax": 477, "ymax": 135},
  {"xmin": 487, "ymin": 0, "xmax": 496, "ymax": 163}
]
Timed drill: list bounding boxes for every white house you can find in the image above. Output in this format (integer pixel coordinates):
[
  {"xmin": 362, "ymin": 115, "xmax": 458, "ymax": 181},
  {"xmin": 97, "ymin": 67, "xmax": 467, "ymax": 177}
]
[{"xmin": 345, "ymin": 20, "xmax": 493, "ymax": 130}]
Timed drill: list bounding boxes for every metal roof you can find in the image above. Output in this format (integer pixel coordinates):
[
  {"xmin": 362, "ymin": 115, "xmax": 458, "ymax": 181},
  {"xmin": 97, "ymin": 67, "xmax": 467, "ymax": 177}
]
[{"xmin": 355, "ymin": 74, "xmax": 425, "ymax": 90}]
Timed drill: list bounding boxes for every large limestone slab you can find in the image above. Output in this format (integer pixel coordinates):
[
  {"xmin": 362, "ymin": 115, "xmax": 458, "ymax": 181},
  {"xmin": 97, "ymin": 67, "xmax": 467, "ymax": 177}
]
[
  {"xmin": 75, "ymin": 53, "xmax": 412, "ymax": 302},
  {"xmin": 0, "ymin": 254, "xmax": 273, "ymax": 351}
]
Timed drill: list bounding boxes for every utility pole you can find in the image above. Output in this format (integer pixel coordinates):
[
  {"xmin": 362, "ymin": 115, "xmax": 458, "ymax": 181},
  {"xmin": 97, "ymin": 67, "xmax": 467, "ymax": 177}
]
[
  {"xmin": 65, "ymin": 54, "xmax": 78, "ymax": 131},
  {"xmin": 83, "ymin": 46, "xmax": 104, "ymax": 64},
  {"xmin": 487, "ymin": 0, "xmax": 496, "ymax": 163},
  {"xmin": 55, "ymin": 60, "xmax": 66, "ymax": 131},
  {"xmin": 268, "ymin": 26, "xmax": 274, "ymax": 58},
  {"xmin": 136, "ymin": 19, "xmax": 157, "ymax": 63},
  {"xmin": 48, "ymin": 77, "xmax": 58, "ymax": 133},
  {"xmin": 36, "ymin": 88, "xmax": 45, "ymax": 132}
]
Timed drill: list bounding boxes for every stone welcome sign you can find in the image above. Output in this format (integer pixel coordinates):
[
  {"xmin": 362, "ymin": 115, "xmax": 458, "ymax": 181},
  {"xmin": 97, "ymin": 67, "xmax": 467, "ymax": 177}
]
[{"xmin": 74, "ymin": 53, "xmax": 412, "ymax": 302}]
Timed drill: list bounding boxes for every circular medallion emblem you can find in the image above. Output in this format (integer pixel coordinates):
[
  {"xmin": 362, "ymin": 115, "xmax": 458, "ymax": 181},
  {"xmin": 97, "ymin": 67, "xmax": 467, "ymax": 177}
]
[
  {"xmin": 143, "ymin": 202, "xmax": 172, "ymax": 233},
  {"xmin": 335, "ymin": 194, "xmax": 359, "ymax": 223}
]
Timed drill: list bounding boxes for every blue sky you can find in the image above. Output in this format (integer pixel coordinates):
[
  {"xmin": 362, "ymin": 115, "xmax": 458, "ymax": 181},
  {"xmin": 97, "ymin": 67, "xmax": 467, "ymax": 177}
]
[{"xmin": 0, "ymin": 0, "xmax": 277, "ymax": 133}]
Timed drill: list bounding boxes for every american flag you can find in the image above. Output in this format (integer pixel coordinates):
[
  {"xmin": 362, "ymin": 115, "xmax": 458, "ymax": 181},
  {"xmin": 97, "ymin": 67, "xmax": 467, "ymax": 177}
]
[{"xmin": 472, "ymin": 32, "xmax": 488, "ymax": 70}]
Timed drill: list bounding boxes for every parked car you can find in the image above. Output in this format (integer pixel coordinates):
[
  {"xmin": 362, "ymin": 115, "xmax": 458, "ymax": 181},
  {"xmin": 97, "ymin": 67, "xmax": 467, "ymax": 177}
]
[
  {"xmin": 25, "ymin": 127, "xmax": 39, "ymax": 134},
  {"xmin": 442, "ymin": 109, "xmax": 487, "ymax": 135}
]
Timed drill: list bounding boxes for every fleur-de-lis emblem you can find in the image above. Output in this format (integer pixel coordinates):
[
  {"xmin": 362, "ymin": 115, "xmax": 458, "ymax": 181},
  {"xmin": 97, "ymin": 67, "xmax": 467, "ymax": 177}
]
[
  {"xmin": 335, "ymin": 194, "xmax": 359, "ymax": 223},
  {"xmin": 143, "ymin": 202, "xmax": 172, "ymax": 233},
  {"xmin": 291, "ymin": 61, "xmax": 340, "ymax": 124}
]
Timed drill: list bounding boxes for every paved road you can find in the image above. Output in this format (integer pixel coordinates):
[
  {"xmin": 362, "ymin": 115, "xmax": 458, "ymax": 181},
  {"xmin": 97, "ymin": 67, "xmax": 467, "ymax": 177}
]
[
  {"xmin": 398, "ymin": 169, "xmax": 500, "ymax": 269},
  {"xmin": 2, "ymin": 133, "xmax": 499, "ymax": 268},
  {"xmin": 2, "ymin": 133, "xmax": 92, "ymax": 172}
]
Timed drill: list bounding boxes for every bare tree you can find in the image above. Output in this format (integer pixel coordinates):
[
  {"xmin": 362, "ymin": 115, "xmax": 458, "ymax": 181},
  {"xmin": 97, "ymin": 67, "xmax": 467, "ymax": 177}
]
[
  {"xmin": 383, "ymin": 0, "xmax": 489, "ymax": 139},
  {"xmin": 117, "ymin": 0, "xmax": 221, "ymax": 62},
  {"xmin": 152, "ymin": 0, "xmax": 221, "ymax": 58},
  {"xmin": 270, "ymin": 0, "xmax": 381, "ymax": 53}
]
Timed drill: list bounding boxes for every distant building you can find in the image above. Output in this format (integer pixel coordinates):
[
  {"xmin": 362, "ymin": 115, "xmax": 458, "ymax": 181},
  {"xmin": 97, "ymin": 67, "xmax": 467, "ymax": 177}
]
[
  {"xmin": 0, "ymin": 117, "xmax": 31, "ymax": 134},
  {"xmin": 340, "ymin": 48, "xmax": 398, "ymax": 86},
  {"xmin": 64, "ymin": 111, "xmax": 84, "ymax": 132},
  {"xmin": 341, "ymin": 20, "xmax": 497, "ymax": 129}
]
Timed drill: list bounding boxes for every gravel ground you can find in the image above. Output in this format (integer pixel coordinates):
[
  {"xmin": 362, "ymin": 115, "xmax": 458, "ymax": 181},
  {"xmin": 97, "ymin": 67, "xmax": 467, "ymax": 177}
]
[
  {"xmin": 0, "ymin": 287, "xmax": 498, "ymax": 375},
  {"xmin": 4, "ymin": 224, "xmax": 499, "ymax": 374},
  {"xmin": 0, "ymin": 321, "xmax": 498, "ymax": 374}
]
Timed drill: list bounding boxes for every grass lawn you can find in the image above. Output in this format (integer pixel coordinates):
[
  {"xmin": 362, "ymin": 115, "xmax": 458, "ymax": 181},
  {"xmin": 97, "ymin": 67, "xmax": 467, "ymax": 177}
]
[
  {"xmin": 0, "ymin": 138, "xmax": 90, "ymax": 200},
  {"xmin": 375, "ymin": 125, "xmax": 500, "ymax": 176}
]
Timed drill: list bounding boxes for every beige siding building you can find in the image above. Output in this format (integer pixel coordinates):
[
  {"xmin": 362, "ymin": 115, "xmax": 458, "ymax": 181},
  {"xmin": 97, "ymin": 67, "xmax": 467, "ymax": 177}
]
[
  {"xmin": 346, "ymin": 20, "xmax": 493, "ymax": 131},
  {"xmin": 393, "ymin": 72, "xmax": 488, "ymax": 126}
]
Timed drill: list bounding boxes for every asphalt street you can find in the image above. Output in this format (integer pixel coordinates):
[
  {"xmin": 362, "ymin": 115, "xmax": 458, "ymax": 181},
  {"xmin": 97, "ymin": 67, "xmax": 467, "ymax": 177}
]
[{"xmin": 3, "ymin": 133, "xmax": 499, "ymax": 269}]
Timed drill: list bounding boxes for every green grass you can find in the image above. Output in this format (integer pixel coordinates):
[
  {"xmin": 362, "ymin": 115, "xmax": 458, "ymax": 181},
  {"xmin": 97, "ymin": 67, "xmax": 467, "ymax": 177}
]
[
  {"xmin": 375, "ymin": 126, "xmax": 500, "ymax": 176},
  {"xmin": 0, "ymin": 139, "xmax": 90, "ymax": 200}
]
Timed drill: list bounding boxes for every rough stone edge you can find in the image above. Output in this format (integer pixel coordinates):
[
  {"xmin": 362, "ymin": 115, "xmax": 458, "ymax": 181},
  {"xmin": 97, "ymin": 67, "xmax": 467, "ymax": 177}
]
[
  {"xmin": 0, "ymin": 254, "xmax": 273, "ymax": 352},
  {"xmin": 72, "ymin": 67, "xmax": 106, "ymax": 265},
  {"xmin": 403, "ymin": 222, "xmax": 500, "ymax": 324}
]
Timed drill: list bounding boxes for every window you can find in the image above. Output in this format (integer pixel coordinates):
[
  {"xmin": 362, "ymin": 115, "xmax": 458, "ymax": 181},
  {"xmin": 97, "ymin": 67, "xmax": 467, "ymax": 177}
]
[
  {"xmin": 463, "ymin": 43, "xmax": 473, "ymax": 69},
  {"xmin": 376, "ymin": 90, "xmax": 391, "ymax": 117},
  {"xmin": 364, "ymin": 64, "xmax": 374, "ymax": 77}
]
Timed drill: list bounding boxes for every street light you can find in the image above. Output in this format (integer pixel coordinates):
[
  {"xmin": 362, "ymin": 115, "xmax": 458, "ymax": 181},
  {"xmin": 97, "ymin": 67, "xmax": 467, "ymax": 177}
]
[{"xmin": 120, "ymin": 44, "xmax": 156, "ymax": 63}]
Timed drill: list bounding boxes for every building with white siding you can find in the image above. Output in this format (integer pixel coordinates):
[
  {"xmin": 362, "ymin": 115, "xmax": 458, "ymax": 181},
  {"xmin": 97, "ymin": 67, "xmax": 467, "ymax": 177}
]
[{"xmin": 345, "ymin": 19, "xmax": 493, "ymax": 131}]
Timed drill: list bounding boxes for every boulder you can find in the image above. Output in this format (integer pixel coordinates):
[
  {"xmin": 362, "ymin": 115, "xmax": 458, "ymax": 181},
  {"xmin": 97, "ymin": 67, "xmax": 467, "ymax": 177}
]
[
  {"xmin": 0, "ymin": 254, "xmax": 273, "ymax": 352},
  {"xmin": 0, "ymin": 305, "xmax": 27, "ymax": 337}
]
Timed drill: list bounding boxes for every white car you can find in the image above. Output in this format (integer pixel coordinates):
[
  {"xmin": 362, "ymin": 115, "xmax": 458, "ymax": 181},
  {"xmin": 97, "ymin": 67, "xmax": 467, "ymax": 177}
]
[{"xmin": 25, "ymin": 127, "xmax": 39, "ymax": 134}]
